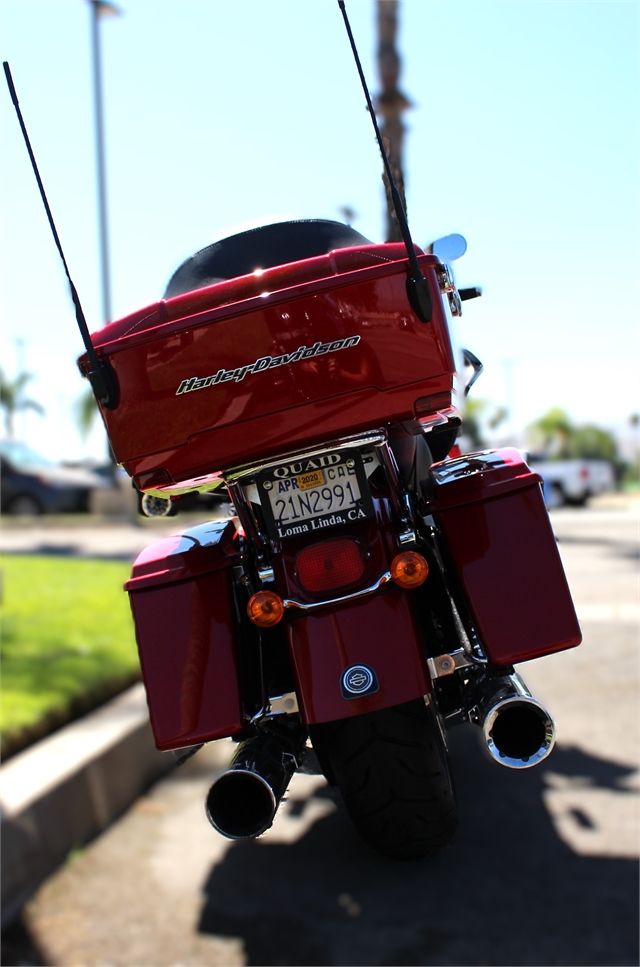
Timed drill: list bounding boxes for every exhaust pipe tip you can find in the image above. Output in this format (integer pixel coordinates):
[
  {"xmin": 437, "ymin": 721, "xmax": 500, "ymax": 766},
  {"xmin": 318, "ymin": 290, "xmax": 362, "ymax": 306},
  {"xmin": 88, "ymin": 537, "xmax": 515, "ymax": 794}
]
[
  {"xmin": 206, "ymin": 769, "xmax": 277, "ymax": 839},
  {"xmin": 205, "ymin": 717, "xmax": 307, "ymax": 840},
  {"xmin": 483, "ymin": 697, "xmax": 555, "ymax": 770}
]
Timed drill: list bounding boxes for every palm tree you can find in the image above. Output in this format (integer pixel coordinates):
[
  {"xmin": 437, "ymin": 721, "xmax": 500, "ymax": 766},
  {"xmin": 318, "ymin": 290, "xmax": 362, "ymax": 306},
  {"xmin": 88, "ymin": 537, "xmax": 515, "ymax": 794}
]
[
  {"xmin": 462, "ymin": 398, "xmax": 508, "ymax": 450},
  {"xmin": 76, "ymin": 386, "xmax": 99, "ymax": 442},
  {"xmin": 527, "ymin": 407, "xmax": 574, "ymax": 458},
  {"xmin": 376, "ymin": 0, "xmax": 412, "ymax": 243},
  {"xmin": 0, "ymin": 369, "xmax": 45, "ymax": 438},
  {"xmin": 76, "ymin": 387, "xmax": 118, "ymax": 481}
]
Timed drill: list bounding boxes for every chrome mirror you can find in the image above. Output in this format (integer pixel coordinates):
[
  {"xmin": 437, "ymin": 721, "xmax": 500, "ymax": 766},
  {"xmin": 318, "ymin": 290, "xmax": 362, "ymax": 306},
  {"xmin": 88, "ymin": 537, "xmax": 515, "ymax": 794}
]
[{"xmin": 428, "ymin": 233, "xmax": 467, "ymax": 263}]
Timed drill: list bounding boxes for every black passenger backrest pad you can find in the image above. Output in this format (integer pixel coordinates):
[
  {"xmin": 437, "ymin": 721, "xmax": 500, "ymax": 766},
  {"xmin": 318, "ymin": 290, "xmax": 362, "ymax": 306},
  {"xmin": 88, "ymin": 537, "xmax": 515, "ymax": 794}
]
[{"xmin": 164, "ymin": 219, "xmax": 373, "ymax": 298}]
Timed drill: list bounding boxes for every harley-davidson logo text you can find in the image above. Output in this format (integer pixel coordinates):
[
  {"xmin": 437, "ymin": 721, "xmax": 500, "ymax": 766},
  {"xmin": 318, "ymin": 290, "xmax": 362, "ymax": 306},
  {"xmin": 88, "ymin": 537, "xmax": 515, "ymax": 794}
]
[{"xmin": 175, "ymin": 336, "xmax": 361, "ymax": 395}]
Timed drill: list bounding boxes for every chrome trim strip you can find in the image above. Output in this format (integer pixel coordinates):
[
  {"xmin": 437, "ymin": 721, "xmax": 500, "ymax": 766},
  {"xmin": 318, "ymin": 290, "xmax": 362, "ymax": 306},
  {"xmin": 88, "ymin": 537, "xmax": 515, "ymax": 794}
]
[
  {"xmin": 377, "ymin": 443, "xmax": 417, "ymax": 547},
  {"xmin": 141, "ymin": 472, "xmax": 225, "ymax": 498},
  {"xmin": 140, "ymin": 431, "xmax": 387, "ymax": 497},
  {"xmin": 284, "ymin": 571, "xmax": 393, "ymax": 614},
  {"xmin": 418, "ymin": 405, "xmax": 461, "ymax": 433},
  {"xmin": 222, "ymin": 430, "xmax": 387, "ymax": 484},
  {"xmin": 257, "ymin": 564, "xmax": 275, "ymax": 585}
]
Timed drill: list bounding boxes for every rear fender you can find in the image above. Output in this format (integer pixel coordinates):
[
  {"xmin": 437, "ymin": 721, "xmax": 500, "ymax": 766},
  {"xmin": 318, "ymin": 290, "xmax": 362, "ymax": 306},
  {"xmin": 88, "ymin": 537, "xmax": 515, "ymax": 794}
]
[{"xmin": 285, "ymin": 589, "xmax": 431, "ymax": 725}]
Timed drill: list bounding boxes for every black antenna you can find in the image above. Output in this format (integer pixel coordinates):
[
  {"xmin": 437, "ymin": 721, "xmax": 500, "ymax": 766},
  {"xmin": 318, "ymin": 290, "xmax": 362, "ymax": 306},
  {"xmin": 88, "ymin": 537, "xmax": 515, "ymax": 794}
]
[
  {"xmin": 337, "ymin": 0, "xmax": 432, "ymax": 322},
  {"xmin": 3, "ymin": 61, "xmax": 119, "ymax": 409}
]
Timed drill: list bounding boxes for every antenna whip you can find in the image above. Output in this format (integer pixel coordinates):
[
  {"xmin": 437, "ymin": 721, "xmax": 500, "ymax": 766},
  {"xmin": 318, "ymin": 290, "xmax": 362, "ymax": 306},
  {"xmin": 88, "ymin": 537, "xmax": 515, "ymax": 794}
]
[
  {"xmin": 337, "ymin": 0, "xmax": 432, "ymax": 322},
  {"xmin": 3, "ymin": 61, "xmax": 119, "ymax": 408}
]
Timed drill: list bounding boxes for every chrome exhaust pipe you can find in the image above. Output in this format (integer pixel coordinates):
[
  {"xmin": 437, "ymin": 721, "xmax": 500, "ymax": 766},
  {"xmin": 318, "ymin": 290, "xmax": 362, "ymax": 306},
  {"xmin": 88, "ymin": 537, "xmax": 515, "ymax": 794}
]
[
  {"xmin": 470, "ymin": 671, "xmax": 555, "ymax": 769},
  {"xmin": 205, "ymin": 720, "xmax": 307, "ymax": 838}
]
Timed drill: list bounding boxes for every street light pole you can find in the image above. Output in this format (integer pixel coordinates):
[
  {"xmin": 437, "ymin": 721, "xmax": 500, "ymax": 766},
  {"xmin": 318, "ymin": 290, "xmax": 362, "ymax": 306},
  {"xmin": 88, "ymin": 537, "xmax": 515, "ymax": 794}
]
[{"xmin": 87, "ymin": 0, "xmax": 120, "ymax": 326}]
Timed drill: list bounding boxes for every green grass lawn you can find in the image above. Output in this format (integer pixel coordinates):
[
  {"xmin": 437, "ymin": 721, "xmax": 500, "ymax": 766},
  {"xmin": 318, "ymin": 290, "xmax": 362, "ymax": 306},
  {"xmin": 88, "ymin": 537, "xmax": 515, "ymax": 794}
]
[{"xmin": 1, "ymin": 555, "xmax": 140, "ymax": 755}]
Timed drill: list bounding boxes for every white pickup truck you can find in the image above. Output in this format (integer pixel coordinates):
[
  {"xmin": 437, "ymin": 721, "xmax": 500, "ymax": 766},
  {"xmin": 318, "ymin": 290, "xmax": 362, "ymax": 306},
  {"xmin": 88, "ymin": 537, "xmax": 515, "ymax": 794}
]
[{"xmin": 527, "ymin": 457, "xmax": 615, "ymax": 507}]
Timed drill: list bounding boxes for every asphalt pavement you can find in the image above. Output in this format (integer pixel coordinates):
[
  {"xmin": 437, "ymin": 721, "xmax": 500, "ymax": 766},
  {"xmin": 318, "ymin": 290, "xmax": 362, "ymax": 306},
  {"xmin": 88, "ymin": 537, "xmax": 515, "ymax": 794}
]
[{"xmin": 3, "ymin": 503, "xmax": 639, "ymax": 967}]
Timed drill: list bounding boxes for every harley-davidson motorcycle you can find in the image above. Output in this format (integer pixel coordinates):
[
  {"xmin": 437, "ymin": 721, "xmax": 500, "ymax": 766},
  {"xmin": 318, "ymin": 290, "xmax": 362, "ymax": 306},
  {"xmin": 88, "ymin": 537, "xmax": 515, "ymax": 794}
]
[
  {"xmin": 5, "ymin": 2, "xmax": 580, "ymax": 861},
  {"xmin": 87, "ymin": 214, "xmax": 580, "ymax": 861}
]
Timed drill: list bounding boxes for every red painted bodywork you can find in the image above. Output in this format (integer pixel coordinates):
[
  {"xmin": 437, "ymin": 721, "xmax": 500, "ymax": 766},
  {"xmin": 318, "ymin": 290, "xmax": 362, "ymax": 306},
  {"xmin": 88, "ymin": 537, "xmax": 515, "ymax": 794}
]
[
  {"xmin": 286, "ymin": 590, "xmax": 431, "ymax": 725},
  {"xmin": 424, "ymin": 448, "xmax": 582, "ymax": 665},
  {"xmin": 272, "ymin": 482, "xmax": 430, "ymax": 723},
  {"xmin": 78, "ymin": 246, "xmax": 455, "ymax": 486},
  {"xmin": 125, "ymin": 519, "xmax": 244, "ymax": 750}
]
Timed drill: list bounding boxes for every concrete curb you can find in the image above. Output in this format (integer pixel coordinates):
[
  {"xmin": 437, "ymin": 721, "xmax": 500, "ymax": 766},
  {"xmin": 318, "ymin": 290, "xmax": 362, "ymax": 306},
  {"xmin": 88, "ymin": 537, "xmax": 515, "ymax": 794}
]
[{"xmin": 0, "ymin": 684, "xmax": 173, "ymax": 927}]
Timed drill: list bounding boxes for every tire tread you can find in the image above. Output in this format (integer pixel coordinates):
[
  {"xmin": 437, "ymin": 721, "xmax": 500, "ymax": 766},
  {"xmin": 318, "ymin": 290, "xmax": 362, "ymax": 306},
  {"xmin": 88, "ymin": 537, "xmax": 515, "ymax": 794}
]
[{"xmin": 311, "ymin": 698, "xmax": 457, "ymax": 860}]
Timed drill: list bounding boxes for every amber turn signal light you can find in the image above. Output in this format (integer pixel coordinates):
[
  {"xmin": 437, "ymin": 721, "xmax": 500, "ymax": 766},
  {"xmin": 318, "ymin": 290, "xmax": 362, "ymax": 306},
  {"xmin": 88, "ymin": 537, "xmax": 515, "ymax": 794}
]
[
  {"xmin": 247, "ymin": 590, "xmax": 285, "ymax": 627},
  {"xmin": 391, "ymin": 551, "xmax": 429, "ymax": 588}
]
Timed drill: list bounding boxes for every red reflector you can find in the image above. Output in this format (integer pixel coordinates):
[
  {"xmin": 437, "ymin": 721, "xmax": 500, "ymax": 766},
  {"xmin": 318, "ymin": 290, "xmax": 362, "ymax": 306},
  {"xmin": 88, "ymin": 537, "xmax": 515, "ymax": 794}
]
[{"xmin": 296, "ymin": 539, "xmax": 365, "ymax": 593}]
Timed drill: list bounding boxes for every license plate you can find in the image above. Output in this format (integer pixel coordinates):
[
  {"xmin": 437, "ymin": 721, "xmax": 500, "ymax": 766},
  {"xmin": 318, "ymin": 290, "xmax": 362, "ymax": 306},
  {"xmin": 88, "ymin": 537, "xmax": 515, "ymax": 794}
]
[{"xmin": 257, "ymin": 449, "xmax": 373, "ymax": 541}]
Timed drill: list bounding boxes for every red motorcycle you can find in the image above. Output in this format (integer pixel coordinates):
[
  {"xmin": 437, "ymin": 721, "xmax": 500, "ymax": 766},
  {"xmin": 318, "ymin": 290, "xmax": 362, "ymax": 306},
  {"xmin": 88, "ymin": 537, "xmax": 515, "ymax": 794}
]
[
  {"xmin": 4, "ymin": 2, "xmax": 580, "ymax": 861},
  {"xmin": 75, "ymin": 216, "xmax": 578, "ymax": 860}
]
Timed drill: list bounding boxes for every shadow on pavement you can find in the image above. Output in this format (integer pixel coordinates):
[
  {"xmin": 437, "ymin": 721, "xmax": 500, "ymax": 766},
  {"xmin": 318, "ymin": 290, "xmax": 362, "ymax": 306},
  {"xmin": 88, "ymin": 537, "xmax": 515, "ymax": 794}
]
[
  {"xmin": 1, "ymin": 913, "xmax": 47, "ymax": 967},
  {"xmin": 198, "ymin": 726, "xmax": 639, "ymax": 967}
]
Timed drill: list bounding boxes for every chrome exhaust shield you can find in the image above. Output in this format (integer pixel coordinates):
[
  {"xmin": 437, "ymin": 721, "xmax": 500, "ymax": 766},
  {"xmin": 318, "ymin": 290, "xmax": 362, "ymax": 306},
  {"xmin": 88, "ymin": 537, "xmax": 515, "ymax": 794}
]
[
  {"xmin": 205, "ymin": 720, "xmax": 307, "ymax": 839},
  {"xmin": 470, "ymin": 671, "xmax": 556, "ymax": 769}
]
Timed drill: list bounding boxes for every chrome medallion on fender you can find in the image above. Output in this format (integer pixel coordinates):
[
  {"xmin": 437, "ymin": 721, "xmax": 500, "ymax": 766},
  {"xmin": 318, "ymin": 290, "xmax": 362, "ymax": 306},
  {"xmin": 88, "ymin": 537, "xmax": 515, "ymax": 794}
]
[
  {"xmin": 340, "ymin": 664, "xmax": 379, "ymax": 700},
  {"xmin": 175, "ymin": 336, "xmax": 361, "ymax": 394}
]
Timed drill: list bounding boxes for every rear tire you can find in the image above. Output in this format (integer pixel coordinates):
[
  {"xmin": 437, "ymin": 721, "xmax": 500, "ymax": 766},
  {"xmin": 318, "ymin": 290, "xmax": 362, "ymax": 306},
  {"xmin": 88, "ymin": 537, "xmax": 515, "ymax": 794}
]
[{"xmin": 310, "ymin": 698, "xmax": 457, "ymax": 861}]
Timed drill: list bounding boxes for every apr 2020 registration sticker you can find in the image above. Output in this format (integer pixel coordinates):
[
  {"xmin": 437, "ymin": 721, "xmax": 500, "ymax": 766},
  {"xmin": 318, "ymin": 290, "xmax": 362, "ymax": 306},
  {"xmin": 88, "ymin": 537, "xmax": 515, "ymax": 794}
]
[{"xmin": 257, "ymin": 449, "xmax": 373, "ymax": 541}]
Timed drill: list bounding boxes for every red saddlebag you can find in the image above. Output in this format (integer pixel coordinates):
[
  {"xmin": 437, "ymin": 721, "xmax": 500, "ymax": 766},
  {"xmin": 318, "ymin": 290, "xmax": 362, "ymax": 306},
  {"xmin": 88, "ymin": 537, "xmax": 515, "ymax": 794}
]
[
  {"xmin": 125, "ymin": 519, "xmax": 243, "ymax": 750},
  {"xmin": 423, "ymin": 448, "xmax": 581, "ymax": 666}
]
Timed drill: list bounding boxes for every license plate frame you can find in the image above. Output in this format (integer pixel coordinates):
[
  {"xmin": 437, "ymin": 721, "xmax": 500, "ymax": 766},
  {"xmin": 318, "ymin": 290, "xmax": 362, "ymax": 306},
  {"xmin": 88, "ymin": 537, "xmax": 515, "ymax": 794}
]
[{"xmin": 257, "ymin": 449, "xmax": 374, "ymax": 542}]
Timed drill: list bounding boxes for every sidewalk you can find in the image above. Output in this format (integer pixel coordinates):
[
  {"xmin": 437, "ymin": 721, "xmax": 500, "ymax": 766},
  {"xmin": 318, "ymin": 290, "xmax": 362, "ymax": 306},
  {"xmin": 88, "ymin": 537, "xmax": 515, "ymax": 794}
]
[
  {"xmin": 1, "ymin": 685, "xmax": 174, "ymax": 929},
  {"xmin": 0, "ymin": 504, "xmax": 233, "ymax": 554},
  {"xmin": 0, "ymin": 517, "xmax": 189, "ymax": 560}
]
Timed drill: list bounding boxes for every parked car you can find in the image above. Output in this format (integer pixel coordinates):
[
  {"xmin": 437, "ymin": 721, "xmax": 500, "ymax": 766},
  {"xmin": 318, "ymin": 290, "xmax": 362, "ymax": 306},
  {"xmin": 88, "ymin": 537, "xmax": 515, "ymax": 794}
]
[
  {"xmin": 0, "ymin": 441, "xmax": 107, "ymax": 514},
  {"xmin": 527, "ymin": 456, "xmax": 615, "ymax": 506}
]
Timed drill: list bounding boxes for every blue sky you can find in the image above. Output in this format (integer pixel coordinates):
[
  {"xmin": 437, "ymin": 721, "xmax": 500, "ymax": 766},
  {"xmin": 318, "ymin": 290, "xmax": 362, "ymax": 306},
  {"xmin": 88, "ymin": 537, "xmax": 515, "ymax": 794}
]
[{"xmin": 1, "ymin": 0, "xmax": 638, "ymax": 462}]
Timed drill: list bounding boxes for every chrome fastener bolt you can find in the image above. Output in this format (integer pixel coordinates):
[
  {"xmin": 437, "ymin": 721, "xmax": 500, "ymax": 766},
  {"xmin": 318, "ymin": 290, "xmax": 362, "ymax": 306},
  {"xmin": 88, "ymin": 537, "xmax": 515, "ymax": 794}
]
[
  {"xmin": 346, "ymin": 459, "xmax": 355, "ymax": 469},
  {"xmin": 263, "ymin": 480, "xmax": 273, "ymax": 491}
]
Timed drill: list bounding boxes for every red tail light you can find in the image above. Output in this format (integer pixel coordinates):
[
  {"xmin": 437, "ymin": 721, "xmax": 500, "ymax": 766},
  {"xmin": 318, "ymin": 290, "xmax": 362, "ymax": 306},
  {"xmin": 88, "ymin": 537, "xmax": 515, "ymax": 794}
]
[{"xmin": 295, "ymin": 538, "xmax": 365, "ymax": 593}]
